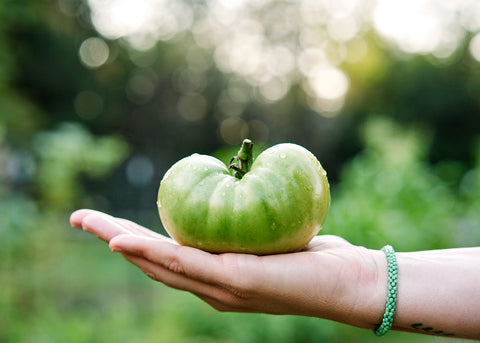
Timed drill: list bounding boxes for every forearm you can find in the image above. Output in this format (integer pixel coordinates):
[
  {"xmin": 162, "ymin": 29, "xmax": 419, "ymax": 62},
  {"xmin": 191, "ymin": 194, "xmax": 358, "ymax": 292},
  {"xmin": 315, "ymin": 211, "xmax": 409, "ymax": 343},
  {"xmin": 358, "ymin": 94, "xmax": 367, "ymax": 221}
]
[{"xmin": 372, "ymin": 248, "xmax": 480, "ymax": 339}]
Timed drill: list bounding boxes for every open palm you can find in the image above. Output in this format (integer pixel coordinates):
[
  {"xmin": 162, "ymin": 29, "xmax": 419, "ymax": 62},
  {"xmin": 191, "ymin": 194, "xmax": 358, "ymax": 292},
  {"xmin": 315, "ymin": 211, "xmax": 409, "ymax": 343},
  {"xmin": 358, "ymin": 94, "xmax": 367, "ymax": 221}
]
[{"xmin": 70, "ymin": 209, "xmax": 384, "ymax": 329}]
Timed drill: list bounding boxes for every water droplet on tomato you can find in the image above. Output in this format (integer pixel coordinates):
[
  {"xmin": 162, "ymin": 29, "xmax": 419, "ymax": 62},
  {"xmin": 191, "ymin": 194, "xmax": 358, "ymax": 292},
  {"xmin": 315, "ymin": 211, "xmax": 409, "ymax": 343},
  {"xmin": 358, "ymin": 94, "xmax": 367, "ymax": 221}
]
[{"xmin": 279, "ymin": 153, "xmax": 287, "ymax": 159}]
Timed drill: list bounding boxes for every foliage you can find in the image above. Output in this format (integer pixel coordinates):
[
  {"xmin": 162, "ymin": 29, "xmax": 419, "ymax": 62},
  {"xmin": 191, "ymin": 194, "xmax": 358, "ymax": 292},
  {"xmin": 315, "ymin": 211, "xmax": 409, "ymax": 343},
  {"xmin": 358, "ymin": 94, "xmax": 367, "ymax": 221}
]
[
  {"xmin": 326, "ymin": 118, "xmax": 469, "ymax": 251},
  {"xmin": 33, "ymin": 122, "xmax": 128, "ymax": 208}
]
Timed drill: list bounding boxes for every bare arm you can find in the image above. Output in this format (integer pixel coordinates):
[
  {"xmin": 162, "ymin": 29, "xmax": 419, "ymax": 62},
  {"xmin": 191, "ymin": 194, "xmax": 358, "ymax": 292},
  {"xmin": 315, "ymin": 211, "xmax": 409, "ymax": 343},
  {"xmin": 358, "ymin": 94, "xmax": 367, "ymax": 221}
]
[
  {"xmin": 70, "ymin": 209, "xmax": 480, "ymax": 340},
  {"xmin": 390, "ymin": 249, "xmax": 480, "ymax": 338}
]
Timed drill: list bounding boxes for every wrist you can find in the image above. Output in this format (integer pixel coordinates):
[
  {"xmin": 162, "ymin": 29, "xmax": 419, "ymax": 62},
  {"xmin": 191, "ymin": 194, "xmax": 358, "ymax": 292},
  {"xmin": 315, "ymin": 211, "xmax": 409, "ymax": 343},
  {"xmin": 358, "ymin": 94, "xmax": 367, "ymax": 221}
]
[
  {"xmin": 360, "ymin": 247, "xmax": 393, "ymax": 330},
  {"xmin": 323, "ymin": 246, "xmax": 391, "ymax": 330}
]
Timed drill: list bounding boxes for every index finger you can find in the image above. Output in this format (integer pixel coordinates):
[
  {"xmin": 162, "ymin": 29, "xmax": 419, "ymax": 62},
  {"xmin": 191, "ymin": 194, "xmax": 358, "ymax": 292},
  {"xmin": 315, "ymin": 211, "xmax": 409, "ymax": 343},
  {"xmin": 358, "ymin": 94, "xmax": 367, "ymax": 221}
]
[
  {"xmin": 70, "ymin": 209, "xmax": 175, "ymax": 244},
  {"xmin": 70, "ymin": 209, "xmax": 103, "ymax": 228},
  {"xmin": 109, "ymin": 234, "xmax": 250, "ymax": 290}
]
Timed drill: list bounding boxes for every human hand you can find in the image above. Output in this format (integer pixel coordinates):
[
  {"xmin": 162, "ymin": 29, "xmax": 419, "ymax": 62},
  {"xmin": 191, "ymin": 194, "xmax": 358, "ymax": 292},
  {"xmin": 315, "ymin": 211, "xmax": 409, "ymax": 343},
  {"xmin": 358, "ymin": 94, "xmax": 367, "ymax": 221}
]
[{"xmin": 70, "ymin": 209, "xmax": 386, "ymax": 330}]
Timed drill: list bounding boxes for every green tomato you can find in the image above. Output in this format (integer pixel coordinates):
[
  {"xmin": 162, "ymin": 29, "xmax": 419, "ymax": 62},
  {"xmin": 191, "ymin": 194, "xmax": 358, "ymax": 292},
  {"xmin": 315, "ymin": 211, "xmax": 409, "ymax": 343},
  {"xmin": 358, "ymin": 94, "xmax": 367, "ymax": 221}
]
[{"xmin": 157, "ymin": 139, "xmax": 330, "ymax": 255}]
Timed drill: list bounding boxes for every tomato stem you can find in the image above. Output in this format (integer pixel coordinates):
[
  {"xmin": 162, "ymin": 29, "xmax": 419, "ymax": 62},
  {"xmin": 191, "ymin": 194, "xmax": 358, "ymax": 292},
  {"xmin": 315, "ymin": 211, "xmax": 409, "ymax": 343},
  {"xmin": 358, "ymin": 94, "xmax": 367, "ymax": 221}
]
[{"xmin": 229, "ymin": 139, "xmax": 253, "ymax": 179}]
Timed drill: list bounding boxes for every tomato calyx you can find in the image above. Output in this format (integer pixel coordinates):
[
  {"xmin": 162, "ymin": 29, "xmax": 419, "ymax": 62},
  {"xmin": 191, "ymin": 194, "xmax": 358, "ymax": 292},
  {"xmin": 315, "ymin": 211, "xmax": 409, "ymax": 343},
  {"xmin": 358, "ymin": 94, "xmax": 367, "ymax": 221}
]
[{"xmin": 228, "ymin": 139, "xmax": 254, "ymax": 179}]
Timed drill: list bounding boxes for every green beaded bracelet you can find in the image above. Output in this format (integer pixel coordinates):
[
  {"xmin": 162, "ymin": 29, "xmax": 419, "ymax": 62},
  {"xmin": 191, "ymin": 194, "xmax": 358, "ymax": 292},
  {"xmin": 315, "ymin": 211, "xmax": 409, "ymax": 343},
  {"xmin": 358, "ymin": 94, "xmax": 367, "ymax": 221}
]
[{"xmin": 374, "ymin": 245, "xmax": 398, "ymax": 337}]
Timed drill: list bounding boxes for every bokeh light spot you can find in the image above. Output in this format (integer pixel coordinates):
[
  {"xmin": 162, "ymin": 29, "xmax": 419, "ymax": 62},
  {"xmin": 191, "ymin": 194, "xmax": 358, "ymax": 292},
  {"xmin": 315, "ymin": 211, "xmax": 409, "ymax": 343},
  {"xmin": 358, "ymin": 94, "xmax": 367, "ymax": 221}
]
[
  {"xmin": 177, "ymin": 93, "xmax": 208, "ymax": 122},
  {"xmin": 259, "ymin": 78, "xmax": 289, "ymax": 102},
  {"xmin": 84, "ymin": 0, "xmax": 480, "ymax": 114},
  {"xmin": 126, "ymin": 74, "xmax": 155, "ymax": 104},
  {"xmin": 126, "ymin": 155, "xmax": 154, "ymax": 187},
  {"xmin": 469, "ymin": 32, "xmax": 480, "ymax": 62},
  {"xmin": 306, "ymin": 67, "xmax": 349, "ymax": 100},
  {"xmin": 219, "ymin": 117, "xmax": 249, "ymax": 145},
  {"xmin": 78, "ymin": 37, "xmax": 109, "ymax": 68}
]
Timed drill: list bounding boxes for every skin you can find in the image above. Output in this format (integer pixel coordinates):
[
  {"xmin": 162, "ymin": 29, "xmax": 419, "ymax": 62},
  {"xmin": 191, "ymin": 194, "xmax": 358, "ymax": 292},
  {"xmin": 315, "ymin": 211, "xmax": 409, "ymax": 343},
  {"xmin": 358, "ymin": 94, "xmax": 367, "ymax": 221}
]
[{"xmin": 70, "ymin": 209, "xmax": 480, "ymax": 340}]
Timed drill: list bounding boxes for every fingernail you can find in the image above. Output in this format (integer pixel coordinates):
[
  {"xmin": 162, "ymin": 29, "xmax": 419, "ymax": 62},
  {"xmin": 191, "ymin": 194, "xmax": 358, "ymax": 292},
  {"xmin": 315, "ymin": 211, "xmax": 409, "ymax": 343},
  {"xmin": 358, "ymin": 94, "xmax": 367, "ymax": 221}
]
[
  {"xmin": 110, "ymin": 245, "xmax": 121, "ymax": 252},
  {"xmin": 145, "ymin": 272, "xmax": 156, "ymax": 280}
]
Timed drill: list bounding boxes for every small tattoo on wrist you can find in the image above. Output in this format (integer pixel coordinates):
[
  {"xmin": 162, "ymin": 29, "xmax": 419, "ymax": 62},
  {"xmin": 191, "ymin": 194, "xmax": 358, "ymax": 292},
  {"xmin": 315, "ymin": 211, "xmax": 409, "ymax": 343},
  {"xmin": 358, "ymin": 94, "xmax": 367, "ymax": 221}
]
[{"xmin": 410, "ymin": 323, "xmax": 454, "ymax": 337}]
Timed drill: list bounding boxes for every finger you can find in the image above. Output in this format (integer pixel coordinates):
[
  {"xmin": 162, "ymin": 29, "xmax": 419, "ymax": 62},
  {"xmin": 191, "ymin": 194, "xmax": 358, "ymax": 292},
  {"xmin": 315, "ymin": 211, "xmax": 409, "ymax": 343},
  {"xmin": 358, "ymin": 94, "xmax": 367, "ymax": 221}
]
[
  {"xmin": 113, "ymin": 218, "xmax": 176, "ymax": 243},
  {"xmin": 119, "ymin": 251, "xmax": 244, "ymax": 308},
  {"xmin": 110, "ymin": 234, "xmax": 244, "ymax": 290},
  {"xmin": 196, "ymin": 294, "xmax": 252, "ymax": 313},
  {"xmin": 71, "ymin": 209, "xmax": 174, "ymax": 243},
  {"xmin": 70, "ymin": 209, "xmax": 104, "ymax": 228},
  {"xmin": 81, "ymin": 213, "xmax": 136, "ymax": 243}
]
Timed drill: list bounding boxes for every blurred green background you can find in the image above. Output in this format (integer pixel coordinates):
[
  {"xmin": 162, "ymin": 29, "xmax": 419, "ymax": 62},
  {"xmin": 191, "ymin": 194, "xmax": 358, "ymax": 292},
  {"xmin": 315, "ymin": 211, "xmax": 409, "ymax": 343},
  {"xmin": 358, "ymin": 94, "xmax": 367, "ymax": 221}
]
[{"xmin": 1, "ymin": 0, "xmax": 480, "ymax": 342}]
